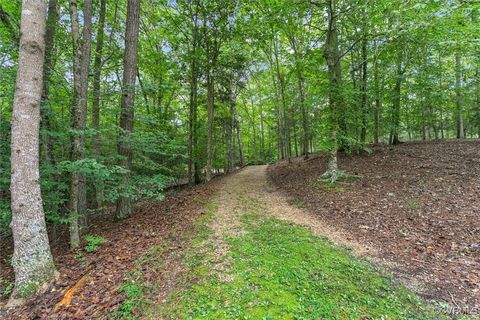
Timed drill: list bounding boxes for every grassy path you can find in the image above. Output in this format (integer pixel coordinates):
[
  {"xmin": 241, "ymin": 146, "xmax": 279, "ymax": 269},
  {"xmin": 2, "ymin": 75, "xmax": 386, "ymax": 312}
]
[{"xmin": 120, "ymin": 166, "xmax": 447, "ymax": 319}]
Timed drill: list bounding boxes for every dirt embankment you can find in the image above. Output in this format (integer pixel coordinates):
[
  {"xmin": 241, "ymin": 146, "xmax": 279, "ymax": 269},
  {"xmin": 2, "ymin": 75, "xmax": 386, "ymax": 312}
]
[{"xmin": 268, "ymin": 140, "xmax": 480, "ymax": 309}]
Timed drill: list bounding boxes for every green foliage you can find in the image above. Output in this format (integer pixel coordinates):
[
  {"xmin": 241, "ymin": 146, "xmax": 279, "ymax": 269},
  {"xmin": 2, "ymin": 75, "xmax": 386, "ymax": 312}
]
[
  {"xmin": 114, "ymin": 280, "xmax": 145, "ymax": 320},
  {"xmin": 167, "ymin": 214, "xmax": 444, "ymax": 319},
  {"xmin": 18, "ymin": 282, "xmax": 37, "ymax": 298},
  {"xmin": 406, "ymin": 199, "xmax": 419, "ymax": 210},
  {"xmin": 84, "ymin": 235, "xmax": 105, "ymax": 253},
  {"xmin": 0, "ymin": 201, "xmax": 11, "ymax": 237},
  {"xmin": 0, "ymin": 277, "xmax": 14, "ymax": 299}
]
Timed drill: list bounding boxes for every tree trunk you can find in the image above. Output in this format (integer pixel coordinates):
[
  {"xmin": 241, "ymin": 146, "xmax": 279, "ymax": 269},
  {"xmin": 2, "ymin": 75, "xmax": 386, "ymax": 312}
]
[
  {"xmin": 205, "ymin": 72, "xmax": 214, "ymax": 182},
  {"xmin": 455, "ymin": 51, "xmax": 464, "ymax": 139},
  {"xmin": 322, "ymin": 0, "xmax": 342, "ymax": 180},
  {"xmin": 273, "ymin": 38, "xmax": 290, "ymax": 162},
  {"xmin": 390, "ymin": 48, "xmax": 403, "ymax": 145},
  {"xmin": 289, "ymin": 34, "xmax": 309, "ymax": 159},
  {"xmin": 188, "ymin": 2, "xmax": 199, "ymax": 185},
  {"xmin": 359, "ymin": 32, "xmax": 368, "ymax": 144},
  {"xmin": 40, "ymin": 0, "xmax": 58, "ymax": 166},
  {"xmin": 231, "ymin": 93, "xmax": 244, "ymax": 167},
  {"xmin": 116, "ymin": 0, "xmax": 141, "ymax": 219},
  {"xmin": 260, "ymin": 103, "xmax": 265, "ymax": 162},
  {"xmin": 69, "ymin": 0, "xmax": 93, "ymax": 248},
  {"xmin": 9, "ymin": 0, "xmax": 57, "ymax": 305},
  {"xmin": 91, "ymin": 0, "xmax": 106, "ymax": 209},
  {"xmin": 226, "ymin": 115, "xmax": 233, "ymax": 172},
  {"xmin": 373, "ymin": 43, "xmax": 381, "ymax": 144}
]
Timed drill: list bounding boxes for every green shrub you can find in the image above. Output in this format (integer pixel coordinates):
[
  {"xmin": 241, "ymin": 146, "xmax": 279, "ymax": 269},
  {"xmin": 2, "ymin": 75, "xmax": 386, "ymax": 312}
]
[{"xmin": 84, "ymin": 235, "xmax": 106, "ymax": 253}]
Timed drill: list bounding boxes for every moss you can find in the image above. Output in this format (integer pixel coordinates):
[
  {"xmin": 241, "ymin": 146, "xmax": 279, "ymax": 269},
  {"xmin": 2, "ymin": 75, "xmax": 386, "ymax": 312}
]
[
  {"xmin": 165, "ymin": 215, "xmax": 446, "ymax": 319},
  {"xmin": 18, "ymin": 282, "xmax": 37, "ymax": 298}
]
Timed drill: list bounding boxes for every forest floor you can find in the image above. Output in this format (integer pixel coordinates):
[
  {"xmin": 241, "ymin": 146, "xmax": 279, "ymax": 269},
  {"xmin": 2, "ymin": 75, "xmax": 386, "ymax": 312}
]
[
  {"xmin": 1, "ymin": 140, "xmax": 478, "ymax": 319},
  {"xmin": 268, "ymin": 140, "xmax": 480, "ymax": 314}
]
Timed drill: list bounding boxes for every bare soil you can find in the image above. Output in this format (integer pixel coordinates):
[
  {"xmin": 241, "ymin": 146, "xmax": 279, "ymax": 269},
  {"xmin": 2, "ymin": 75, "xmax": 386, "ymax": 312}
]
[{"xmin": 268, "ymin": 140, "xmax": 480, "ymax": 309}]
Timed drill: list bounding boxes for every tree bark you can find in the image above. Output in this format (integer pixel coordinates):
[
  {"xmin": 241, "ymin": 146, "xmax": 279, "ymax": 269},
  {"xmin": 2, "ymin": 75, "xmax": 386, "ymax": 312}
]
[
  {"xmin": 91, "ymin": 0, "xmax": 107, "ymax": 209},
  {"xmin": 69, "ymin": 0, "xmax": 93, "ymax": 248},
  {"xmin": 322, "ymin": 0, "xmax": 343, "ymax": 180},
  {"xmin": 373, "ymin": 42, "xmax": 381, "ymax": 144},
  {"xmin": 455, "ymin": 50, "xmax": 464, "ymax": 139},
  {"xmin": 116, "ymin": 0, "xmax": 141, "ymax": 219},
  {"xmin": 231, "ymin": 94, "xmax": 244, "ymax": 167},
  {"xmin": 188, "ymin": 0, "xmax": 200, "ymax": 185},
  {"xmin": 359, "ymin": 31, "xmax": 368, "ymax": 143},
  {"xmin": 390, "ymin": 47, "xmax": 403, "ymax": 145},
  {"xmin": 40, "ymin": 0, "xmax": 58, "ymax": 166},
  {"xmin": 9, "ymin": 0, "xmax": 57, "ymax": 305},
  {"xmin": 273, "ymin": 37, "xmax": 290, "ymax": 162},
  {"xmin": 205, "ymin": 72, "xmax": 214, "ymax": 182}
]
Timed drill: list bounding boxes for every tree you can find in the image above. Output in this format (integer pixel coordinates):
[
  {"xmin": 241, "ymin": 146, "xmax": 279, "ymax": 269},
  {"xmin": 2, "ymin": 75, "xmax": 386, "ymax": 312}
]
[
  {"xmin": 8, "ymin": 0, "xmax": 56, "ymax": 306},
  {"xmin": 116, "ymin": 0, "xmax": 141, "ymax": 219},
  {"xmin": 69, "ymin": 0, "xmax": 93, "ymax": 248},
  {"xmin": 321, "ymin": 0, "xmax": 343, "ymax": 181},
  {"xmin": 91, "ymin": 0, "xmax": 107, "ymax": 207}
]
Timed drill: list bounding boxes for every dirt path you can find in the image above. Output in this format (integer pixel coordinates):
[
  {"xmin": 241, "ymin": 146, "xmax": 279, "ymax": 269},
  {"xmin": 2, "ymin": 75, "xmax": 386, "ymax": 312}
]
[{"xmin": 210, "ymin": 166, "xmax": 374, "ymax": 264}]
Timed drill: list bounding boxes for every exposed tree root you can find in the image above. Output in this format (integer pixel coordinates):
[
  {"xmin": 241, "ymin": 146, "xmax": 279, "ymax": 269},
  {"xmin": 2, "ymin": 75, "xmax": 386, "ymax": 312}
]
[
  {"xmin": 53, "ymin": 274, "xmax": 90, "ymax": 312},
  {"xmin": 320, "ymin": 169, "xmax": 362, "ymax": 183}
]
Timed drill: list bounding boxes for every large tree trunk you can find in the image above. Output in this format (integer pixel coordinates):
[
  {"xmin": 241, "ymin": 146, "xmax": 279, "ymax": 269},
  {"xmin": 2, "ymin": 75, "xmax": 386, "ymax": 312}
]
[
  {"xmin": 116, "ymin": 0, "xmax": 141, "ymax": 219},
  {"xmin": 455, "ymin": 51, "xmax": 465, "ymax": 139},
  {"xmin": 69, "ymin": 0, "xmax": 93, "ymax": 248},
  {"xmin": 9, "ymin": 0, "xmax": 57, "ymax": 306},
  {"xmin": 322, "ymin": 0, "xmax": 343, "ymax": 180},
  {"xmin": 91, "ymin": 0, "xmax": 107, "ymax": 208}
]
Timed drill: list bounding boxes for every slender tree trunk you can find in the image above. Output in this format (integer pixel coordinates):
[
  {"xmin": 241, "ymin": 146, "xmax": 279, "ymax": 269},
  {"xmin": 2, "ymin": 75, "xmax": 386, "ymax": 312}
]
[
  {"xmin": 116, "ymin": 0, "xmax": 141, "ymax": 219},
  {"xmin": 205, "ymin": 72, "xmax": 214, "ymax": 182},
  {"xmin": 359, "ymin": 32, "xmax": 368, "ymax": 143},
  {"xmin": 373, "ymin": 47, "xmax": 381, "ymax": 144},
  {"xmin": 40, "ymin": 0, "xmax": 58, "ymax": 166},
  {"xmin": 231, "ymin": 92, "xmax": 244, "ymax": 166},
  {"xmin": 455, "ymin": 51, "xmax": 465, "ymax": 139},
  {"xmin": 91, "ymin": 0, "xmax": 106, "ymax": 209},
  {"xmin": 438, "ymin": 52, "xmax": 445, "ymax": 139},
  {"xmin": 476, "ymin": 66, "xmax": 480, "ymax": 137},
  {"xmin": 9, "ymin": 0, "xmax": 57, "ymax": 305},
  {"xmin": 289, "ymin": 35, "xmax": 309, "ymax": 159},
  {"xmin": 69, "ymin": 0, "xmax": 92, "ymax": 248},
  {"xmin": 188, "ymin": 2, "xmax": 199, "ymax": 185},
  {"xmin": 260, "ymin": 103, "xmax": 265, "ymax": 162},
  {"xmin": 273, "ymin": 38, "xmax": 290, "ymax": 162},
  {"xmin": 390, "ymin": 48, "xmax": 403, "ymax": 145},
  {"xmin": 226, "ymin": 114, "xmax": 233, "ymax": 172},
  {"xmin": 322, "ymin": 0, "xmax": 343, "ymax": 180}
]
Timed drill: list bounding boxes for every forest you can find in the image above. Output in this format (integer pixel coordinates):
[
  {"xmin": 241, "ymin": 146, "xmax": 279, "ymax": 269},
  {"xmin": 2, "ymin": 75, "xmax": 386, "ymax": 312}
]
[{"xmin": 0, "ymin": 0, "xmax": 479, "ymax": 318}]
